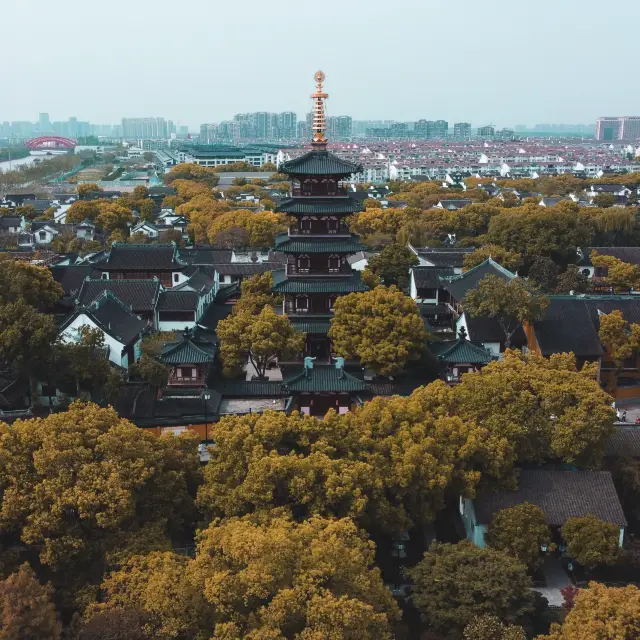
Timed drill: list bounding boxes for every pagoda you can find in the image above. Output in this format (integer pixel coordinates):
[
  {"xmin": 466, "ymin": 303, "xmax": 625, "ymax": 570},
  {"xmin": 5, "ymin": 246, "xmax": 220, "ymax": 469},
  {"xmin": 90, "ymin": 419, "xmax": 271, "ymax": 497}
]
[{"xmin": 273, "ymin": 71, "xmax": 368, "ymax": 361}]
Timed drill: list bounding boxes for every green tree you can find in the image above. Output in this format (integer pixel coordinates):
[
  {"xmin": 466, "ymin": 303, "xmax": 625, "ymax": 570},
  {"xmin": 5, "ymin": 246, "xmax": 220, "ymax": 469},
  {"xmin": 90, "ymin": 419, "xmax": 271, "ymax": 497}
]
[
  {"xmin": 463, "ymin": 615, "xmax": 526, "ymax": 640},
  {"xmin": 463, "ymin": 245, "xmax": 522, "ymax": 272},
  {"xmin": 407, "ymin": 541, "xmax": 534, "ymax": 633},
  {"xmin": 217, "ymin": 305, "xmax": 305, "ymax": 378},
  {"xmin": 486, "ymin": 503, "xmax": 553, "ymax": 568},
  {"xmin": 561, "ymin": 515, "xmax": 620, "ymax": 568},
  {"xmin": 536, "ymin": 582, "xmax": 640, "ymax": 640},
  {"xmin": 0, "ymin": 564, "xmax": 61, "ymax": 640},
  {"xmin": 366, "ymin": 243, "xmax": 419, "ymax": 289},
  {"xmin": 329, "ymin": 286, "xmax": 427, "ymax": 376},
  {"xmin": 593, "ymin": 192, "xmax": 616, "ymax": 208},
  {"xmin": 233, "ymin": 272, "xmax": 279, "ymax": 315},
  {"xmin": 527, "ymin": 256, "xmax": 559, "ymax": 292},
  {"xmin": 139, "ymin": 199, "xmax": 154, "ymax": 222},
  {"xmin": 462, "ymin": 275, "xmax": 548, "ymax": 348},
  {"xmin": 142, "ymin": 152, "xmax": 154, "ymax": 163},
  {"xmin": 555, "ymin": 268, "xmax": 592, "ymax": 294}
]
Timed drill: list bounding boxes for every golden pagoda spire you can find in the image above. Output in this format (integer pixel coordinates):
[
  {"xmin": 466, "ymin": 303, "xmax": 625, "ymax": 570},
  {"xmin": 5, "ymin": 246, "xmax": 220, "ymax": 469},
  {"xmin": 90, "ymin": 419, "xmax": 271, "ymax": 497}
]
[{"xmin": 311, "ymin": 70, "xmax": 328, "ymax": 149}]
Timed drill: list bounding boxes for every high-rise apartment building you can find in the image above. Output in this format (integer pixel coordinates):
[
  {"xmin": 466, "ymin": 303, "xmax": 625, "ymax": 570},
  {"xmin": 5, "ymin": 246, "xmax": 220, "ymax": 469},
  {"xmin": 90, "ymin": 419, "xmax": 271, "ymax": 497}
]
[
  {"xmin": 414, "ymin": 119, "xmax": 449, "ymax": 139},
  {"xmin": 121, "ymin": 117, "xmax": 168, "ymax": 139},
  {"xmin": 595, "ymin": 117, "xmax": 640, "ymax": 141},
  {"xmin": 327, "ymin": 115, "xmax": 352, "ymax": 140},
  {"xmin": 38, "ymin": 112, "xmax": 51, "ymax": 132},
  {"xmin": 277, "ymin": 112, "xmax": 297, "ymax": 139},
  {"xmin": 477, "ymin": 125, "xmax": 496, "ymax": 138},
  {"xmin": 453, "ymin": 122, "xmax": 471, "ymax": 139}
]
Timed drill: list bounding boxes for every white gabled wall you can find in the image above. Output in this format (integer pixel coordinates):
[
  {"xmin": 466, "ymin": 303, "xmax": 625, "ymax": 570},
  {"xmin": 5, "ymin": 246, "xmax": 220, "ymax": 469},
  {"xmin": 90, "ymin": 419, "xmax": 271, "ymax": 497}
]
[{"xmin": 60, "ymin": 314, "xmax": 128, "ymax": 368}]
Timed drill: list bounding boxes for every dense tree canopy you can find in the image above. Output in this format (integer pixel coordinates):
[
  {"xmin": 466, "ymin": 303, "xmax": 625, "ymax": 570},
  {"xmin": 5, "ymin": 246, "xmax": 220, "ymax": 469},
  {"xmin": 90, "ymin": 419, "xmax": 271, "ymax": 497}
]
[
  {"xmin": 407, "ymin": 541, "xmax": 534, "ymax": 633},
  {"xmin": 590, "ymin": 251, "xmax": 640, "ymax": 290},
  {"xmin": 463, "ymin": 245, "xmax": 522, "ymax": 272},
  {"xmin": 485, "ymin": 503, "xmax": 553, "ymax": 568},
  {"xmin": 0, "ymin": 402, "xmax": 201, "ymax": 572},
  {"xmin": 536, "ymin": 582, "xmax": 640, "ymax": 640},
  {"xmin": 561, "ymin": 515, "xmax": 620, "ymax": 568},
  {"xmin": 329, "ymin": 286, "xmax": 427, "ymax": 376},
  {"xmin": 462, "ymin": 275, "xmax": 548, "ymax": 348},
  {"xmin": 598, "ymin": 310, "xmax": 640, "ymax": 366},
  {"xmin": 164, "ymin": 163, "xmax": 220, "ymax": 187},
  {"xmin": 365, "ymin": 243, "xmax": 419, "ymax": 289},
  {"xmin": 463, "ymin": 615, "xmax": 526, "ymax": 640}
]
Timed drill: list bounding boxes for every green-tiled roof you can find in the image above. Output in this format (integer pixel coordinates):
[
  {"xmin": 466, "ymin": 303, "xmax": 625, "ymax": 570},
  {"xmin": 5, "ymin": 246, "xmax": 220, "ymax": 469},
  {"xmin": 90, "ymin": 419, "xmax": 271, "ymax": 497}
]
[
  {"xmin": 273, "ymin": 273, "xmax": 368, "ymax": 294},
  {"xmin": 288, "ymin": 317, "xmax": 331, "ymax": 334},
  {"xmin": 283, "ymin": 365, "xmax": 368, "ymax": 393},
  {"xmin": 280, "ymin": 150, "xmax": 363, "ymax": 177},
  {"xmin": 274, "ymin": 233, "xmax": 367, "ymax": 254},
  {"xmin": 276, "ymin": 197, "xmax": 363, "ymax": 215},
  {"xmin": 159, "ymin": 338, "xmax": 217, "ymax": 364},
  {"xmin": 429, "ymin": 339, "xmax": 493, "ymax": 364}
]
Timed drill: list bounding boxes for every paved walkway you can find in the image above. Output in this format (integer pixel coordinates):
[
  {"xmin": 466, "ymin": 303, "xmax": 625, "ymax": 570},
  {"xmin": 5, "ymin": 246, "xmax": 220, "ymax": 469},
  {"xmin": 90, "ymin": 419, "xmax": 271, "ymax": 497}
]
[{"xmin": 533, "ymin": 558, "xmax": 571, "ymax": 606}]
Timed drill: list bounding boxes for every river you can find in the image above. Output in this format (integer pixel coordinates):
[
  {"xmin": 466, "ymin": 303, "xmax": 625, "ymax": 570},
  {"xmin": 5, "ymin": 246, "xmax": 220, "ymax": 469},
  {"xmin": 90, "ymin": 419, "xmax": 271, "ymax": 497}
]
[{"xmin": 0, "ymin": 151, "xmax": 66, "ymax": 172}]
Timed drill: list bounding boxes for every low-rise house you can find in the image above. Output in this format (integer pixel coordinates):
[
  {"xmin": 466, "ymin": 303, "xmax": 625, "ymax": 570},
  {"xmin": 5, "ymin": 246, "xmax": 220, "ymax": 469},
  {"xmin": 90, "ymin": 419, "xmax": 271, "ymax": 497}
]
[
  {"xmin": 539, "ymin": 196, "xmax": 570, "ymax": 207},
  {"xmin": 408, "ymin": 245, "xmax": 474, "ymax": 273},
  {"xmin": 435, "ymin": 198, "xmax": 472, "ymax": 210},
  {"xmin": 156, "ymin": 290, "xmax": 204, "ymax": 331},
  {"xmin": 460, "ymin": 469, "xmax": 626, "ymax": 549},
  {"xmin": 429, "ymin": 327, "xmax": 494, "ymax": 384},
  {"xmin": 0, "ymin": 216, "xmax": 25, "ymax": 235},
  {"xmin": 214, "ymin": 262, "xmax": 282, "ymax": 287},
  {"xmin": 59, "ymin": 291, "xmax": 146, "ymax": 369},
  {"xmin": 22, "ymin": 198, "xmax": 53, "ymax": 215},
  {"xmin": 131, "ymin": 221, "xmax": 160, "ymax": 239},
  {"xmin": 96, "ymin": 243, "xmax": 187, "ymax": 288},
  {"xmin": 157, "ymin": 328, "xmax": 217, "ymax": 388},
  {"xmin": 76, "ymin": 278, "xmax": 162, "ymax": 326}
]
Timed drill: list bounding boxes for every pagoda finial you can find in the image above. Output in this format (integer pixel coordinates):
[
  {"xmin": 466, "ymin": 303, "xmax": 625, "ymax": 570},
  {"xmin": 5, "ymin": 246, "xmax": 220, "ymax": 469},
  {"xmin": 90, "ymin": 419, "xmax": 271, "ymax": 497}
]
[{"xmin": 311, "ymin": 70, "xmax": 328, "ymax": 149}]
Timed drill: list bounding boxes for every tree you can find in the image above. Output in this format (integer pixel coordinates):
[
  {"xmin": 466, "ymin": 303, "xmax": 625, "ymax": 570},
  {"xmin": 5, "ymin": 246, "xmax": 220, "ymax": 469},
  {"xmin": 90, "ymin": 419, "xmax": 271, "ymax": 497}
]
[
  {"xmin": 65, "ymin": 199, "xmax": 100, "ymax": 223},
  {"xmin": 593, "ymin": 192, "xmax": 616, "ymax": 208},
  {"xmin": 212, "ymin": 226, "xmax": 250, "ymax": 249},
  {"xmin": 0, "ymin": 402, "xmax": 201, "ymax": 573},
  {"xmin": 407, "ymin": 541, "xmax": 534, "ymax": 633},
  {"xmin": 329, "ymin": 286, "xmax": 427, "ymax": 376},
  {"xmin": 555, "ymin": 268, "xmax": 592, "ymax": 294},
  {"xmin": 193, "ymin": 515, "xmax": 400, "ymax": 639},
  {"xmin": 561, "ymin": 515, "xmax": 620, "ymax": 568},
  {"xmin": 462, "ymin": 275, "xmax": 548, "ymax": 348},
  {"xmin": 451, "ymin": 351, "xmax": 615, "ymax": 469},
  {"xmin": 598, "ymin": 310, "xmax": 640, "ymax": 367},
  {"xmin": 129, "ymin": 332, "xmax": 176, "ymax": 388},
  {"xmin": 590, "ymin": 251, "xmax": 640, "ymax": 290},
  {"xmin": 139, "ymin": 199, "xmax": 154, "ymax": 222},
  {"xmin": 366, "ymin": 243, "xmax": 419, "ymax": 289},
  {"xmin": 164, "ymin": 163, "xmax": 219, "ymax": 187},
  {"xmin": 90, "ymin": 552, "xmax": 213, "ymax": 640},
  {"xmin": 536, "ymin": 582, "xmax": 640, "ymax": 640},
  {"xmin": 463, "ymin": 615, "xmax": 526, "ymax": 640},
  {"xmin": 527, "ymin": 256, "xmax": 559, "ymax": 292},
  {"xmin": 77, "ymin": 182, "xmax": 103, "ymax": 198},
  {"xmin": 95, "ymin": 203, "xmax": 135, "ymax": 233},
  {"xmin": 142, "ymin": 152, "xmax": 154, "ymax": 163},
  {"xmin": 486, "ymin": 503, "xmax": 553, "ymax": 568},
  {"xmin": 217, "ymin": 305, "xmax": 305, "ymax": 378},
  {"xmin": 0, "ymin": 254, "xmax": 63, "ymax": 311},
  {"xmin": 364, "ymin": 197, "xmax": 382, "ymax": 209},
  {"xmin": 463, "ymin": 245, "xmax": 522, "ymax": 272},
  {"xmin": 233, "ymin": 272, "xmax": 279, "ymax": 315},
  {"xmin": 0, "ymin": 564, "xmax": 61, "ymax": 640},
  {"xmin": 76, "ymin": 608, "xmax": 156, "ymax": 640}
]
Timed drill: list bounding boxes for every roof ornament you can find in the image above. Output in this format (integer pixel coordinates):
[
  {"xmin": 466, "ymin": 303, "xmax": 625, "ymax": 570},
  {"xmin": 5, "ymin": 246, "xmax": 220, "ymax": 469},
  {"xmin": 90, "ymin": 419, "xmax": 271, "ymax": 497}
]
[{"xmin": 311, "ymin": 71, "xmax": 328, "ymax": 150}]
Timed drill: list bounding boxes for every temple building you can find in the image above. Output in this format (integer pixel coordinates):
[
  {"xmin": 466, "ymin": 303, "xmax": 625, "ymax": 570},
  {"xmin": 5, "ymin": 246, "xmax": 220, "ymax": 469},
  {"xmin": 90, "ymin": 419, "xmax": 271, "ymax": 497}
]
[{"xmin": 273, "ymin": 71, "xmax": 368, "ymax": 360}]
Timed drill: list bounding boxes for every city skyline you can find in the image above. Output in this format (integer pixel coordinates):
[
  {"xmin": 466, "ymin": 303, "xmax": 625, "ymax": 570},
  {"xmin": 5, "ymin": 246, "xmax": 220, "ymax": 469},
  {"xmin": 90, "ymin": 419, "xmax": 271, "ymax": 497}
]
[{"xmin": 3, "ymin": 0, "xmax": 639, "ymax": 127}]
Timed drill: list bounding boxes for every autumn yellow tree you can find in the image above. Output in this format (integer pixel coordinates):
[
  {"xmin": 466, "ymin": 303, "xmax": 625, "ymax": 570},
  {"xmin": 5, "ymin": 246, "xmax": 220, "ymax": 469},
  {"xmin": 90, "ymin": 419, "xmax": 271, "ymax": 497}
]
[
  {"xmin": 164, "ymin": 163, "xmax": 219, "ymax": 187},
  {"xmin": 451, "ymin": 351, "xmax": 616, "ymax": 470},
  {"xmin": 330, "ymin": 286, "xmax": 427, "ymax": 376},
  {"xmin": 217, "ymin": 305, "xmax": 305, "ymax": 377},
  {"xmin": 0, "ymin": 564, "xmax": 61, "ymax": 640},
  {"xmin": 561, "ymin": 515, "xmax": 620, "ymax": 568},
  {"xmin": 598, "ymin": 310, "xmax": 640, "ymax": 366},
  {"xmin": 536, "ymin": 582, "xmax": 640, "ymax": 640},
  {"xmin": 233, "ymin": 272, "xmax": 280, "ymax": 315},
  {"xmin": 0, "ymin": 402, "xmax": 201, "ymax": 573},
  {"xmin": 193, "ymin": 514, "xmax": 400, "ymax": 639},
  {"xmin": 77, "ymin": 182, "xmax": 103, "ymax": 198},
  {"xmin": 590, "ymin": 250, "xmax": 640, "ymax": 290},
  {"xmin": 463, "ymin": 245, "xmax": 522, "ymax": 272}
]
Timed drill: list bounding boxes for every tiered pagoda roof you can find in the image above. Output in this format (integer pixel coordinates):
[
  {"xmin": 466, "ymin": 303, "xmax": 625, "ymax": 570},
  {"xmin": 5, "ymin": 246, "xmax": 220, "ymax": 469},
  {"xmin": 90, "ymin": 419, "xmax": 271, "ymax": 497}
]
[
  {"xmin": 276, "ymin": 197, "xmax": 363, "ymax": 215},
  {"xmin": 274, "ymin": 233, "xmax": 368, "ymax": 254},
  {"xmin": 279, "ymin": 150, "xmax": 363, "ymax": 178}
]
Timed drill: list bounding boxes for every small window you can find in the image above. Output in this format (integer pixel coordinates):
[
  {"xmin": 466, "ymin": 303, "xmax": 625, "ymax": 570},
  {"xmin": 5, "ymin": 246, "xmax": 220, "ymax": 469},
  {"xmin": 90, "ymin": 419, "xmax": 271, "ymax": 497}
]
[
  {"xmin": 173, "ymin": 273, "xmax": 179, "ymax": 283},
  {"xmin": 101, "ymin": 273, "xmax": 108, "ymax": 280}
]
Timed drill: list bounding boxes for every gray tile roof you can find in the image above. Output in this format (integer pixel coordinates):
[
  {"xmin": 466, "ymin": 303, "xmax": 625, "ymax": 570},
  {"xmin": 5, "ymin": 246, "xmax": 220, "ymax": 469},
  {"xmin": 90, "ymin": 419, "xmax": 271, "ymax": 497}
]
[
  {"xmin": 77, "ymin": 278, "xmax": 161, "ymax": 313},
  {"xmin": 473, "ymin": 469, "xmax": 626, "ymax": 527},
  {"xmin": 51, "ymin": 266, "xmax": 101, "ymax": 297},
  {"xmin": 444, "ymin": 258, "xmax": 516, "ymax": 302},
  {"xmin": 605, "ymin": 426, "xmax": 640, "ymax": 458},
  {"xmin": 157, "ymin": 290, "xmax": 200, "ymax": 312},
  {"xmin": 412, "ymin": 266, "xmax": 455, "ymax": 288},
  {"xmin": 578, "ymin": 247, "xmax": 640, "ymax": 268},
  {"xmin": 103, "ymin": 243, "xmax": 185, "ymax": 270}
]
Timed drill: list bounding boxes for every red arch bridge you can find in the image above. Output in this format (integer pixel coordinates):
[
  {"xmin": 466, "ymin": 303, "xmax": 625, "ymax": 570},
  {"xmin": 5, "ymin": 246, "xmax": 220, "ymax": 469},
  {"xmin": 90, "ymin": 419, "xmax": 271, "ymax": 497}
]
[{"xmin": 24, "ymin": 136, "xmax": 77, "ymax": 150}]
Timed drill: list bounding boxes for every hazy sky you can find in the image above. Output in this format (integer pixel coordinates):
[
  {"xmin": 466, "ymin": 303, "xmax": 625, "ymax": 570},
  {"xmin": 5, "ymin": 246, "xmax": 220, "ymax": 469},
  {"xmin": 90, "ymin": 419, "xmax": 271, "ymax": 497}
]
[{"xmin": 3, "ymin": 0, "xmax": 639, "ymax": 128}]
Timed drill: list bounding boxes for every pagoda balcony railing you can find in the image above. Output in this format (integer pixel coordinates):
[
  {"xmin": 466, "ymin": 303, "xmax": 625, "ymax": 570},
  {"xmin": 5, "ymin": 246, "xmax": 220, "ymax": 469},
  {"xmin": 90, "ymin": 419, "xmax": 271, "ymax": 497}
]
[
  {"xmin": 288, "ymin": 228, "xmax": 351, "ymax": 237},
  {"xmin": 292, "ymin": 187, "xmax": 348, "ymax": 197},
  {"xmin": 168, "ymin": 375, "xmax": 205, "ymax": 386},
  {"xmin": 286, "ymin": 265, "xmax": 351, "ymax": 277},
  {"xmin": 285, "ymin": 304, "xmax": 333, "ymax": 315}
]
